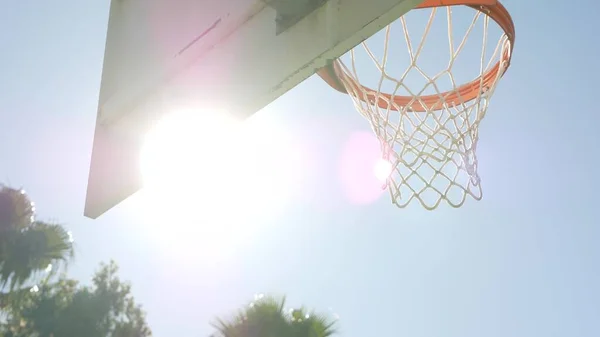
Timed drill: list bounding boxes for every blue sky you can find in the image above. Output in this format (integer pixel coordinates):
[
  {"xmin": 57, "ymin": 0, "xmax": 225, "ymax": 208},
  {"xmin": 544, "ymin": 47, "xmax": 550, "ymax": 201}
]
[{"xmin": 1, "ymin": 1, "xmax": 600, "ymax": 337}]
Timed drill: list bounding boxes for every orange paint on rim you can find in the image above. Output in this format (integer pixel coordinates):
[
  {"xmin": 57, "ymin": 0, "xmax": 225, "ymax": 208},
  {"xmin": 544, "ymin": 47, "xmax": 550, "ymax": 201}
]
[{"xmin": 317, "ymin": 0, "xmax": 515, "ymax": 112}]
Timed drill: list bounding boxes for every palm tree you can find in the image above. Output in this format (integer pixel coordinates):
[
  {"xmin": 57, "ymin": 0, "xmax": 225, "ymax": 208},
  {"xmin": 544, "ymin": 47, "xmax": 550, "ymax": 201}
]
[
  {"xmin": 0, "ymin": 185, "xmax": 34, "ymax": 232},
  {"xmin": 0, "ymin": 185, "xmax": 74, "ymax": 291},
  {"xmin": 212, "ymin": 296, "xmax": 337, "ymax": 337}
]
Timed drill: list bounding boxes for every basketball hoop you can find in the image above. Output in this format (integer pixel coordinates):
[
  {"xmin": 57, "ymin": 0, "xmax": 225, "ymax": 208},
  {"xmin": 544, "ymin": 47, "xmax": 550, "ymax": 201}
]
[{"xmin": 318, "ymin": 0, "xmax": 515, "ymax": 210}]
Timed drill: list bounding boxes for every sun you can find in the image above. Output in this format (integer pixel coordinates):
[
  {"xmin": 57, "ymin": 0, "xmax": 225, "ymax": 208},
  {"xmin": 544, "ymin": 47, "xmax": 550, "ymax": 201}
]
[
  {"xmin": 138, "ymin": 108, "xmax": 294, "ymax": 254},
  {"xmin": 140, "ymin": 108, "xmax": 238, "ymax": 195}
]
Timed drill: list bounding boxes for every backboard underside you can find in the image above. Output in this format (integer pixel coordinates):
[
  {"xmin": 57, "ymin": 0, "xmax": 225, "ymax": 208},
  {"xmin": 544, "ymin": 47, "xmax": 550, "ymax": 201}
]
[{"xmin": 85, "ymin": 0, "xmax": 423, "ymax": 219}]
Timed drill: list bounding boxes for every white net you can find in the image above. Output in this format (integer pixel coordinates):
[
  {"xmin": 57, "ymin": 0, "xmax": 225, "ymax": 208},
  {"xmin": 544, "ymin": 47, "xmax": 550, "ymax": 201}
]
[{"xmin": 332, "ymin": 5, "xmax": 512, "ymax": 209}]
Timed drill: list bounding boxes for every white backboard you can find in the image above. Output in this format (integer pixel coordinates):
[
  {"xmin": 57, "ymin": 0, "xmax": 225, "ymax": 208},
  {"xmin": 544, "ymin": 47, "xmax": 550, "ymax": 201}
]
[{"xmin": 85, "ymin": 0, "xmax": 423, "ymax": 218}]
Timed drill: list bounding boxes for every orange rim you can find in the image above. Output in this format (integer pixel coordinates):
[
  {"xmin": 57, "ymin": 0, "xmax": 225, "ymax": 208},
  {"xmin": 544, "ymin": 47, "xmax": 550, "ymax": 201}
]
[{"xmin": 317, "ymin": 0, "xmax": 515, "ymax": 112}]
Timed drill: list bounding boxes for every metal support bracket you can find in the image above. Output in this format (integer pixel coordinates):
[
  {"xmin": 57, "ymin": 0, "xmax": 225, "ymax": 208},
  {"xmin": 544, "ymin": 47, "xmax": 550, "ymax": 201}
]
[{"xmin": 263, "ymin": 0, "xmax": 329, "ymax": 35}]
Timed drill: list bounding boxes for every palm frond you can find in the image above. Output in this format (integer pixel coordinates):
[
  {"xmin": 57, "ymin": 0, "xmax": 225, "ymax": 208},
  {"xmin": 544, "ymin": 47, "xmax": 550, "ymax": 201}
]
[
  {"xmin": 0, "ymin": 222, "xmax": 74, "ymax": 290},
  {"xmin": 212, "ymin": 296, "xmax": 337, "ymax": 337},
  {"xmin": 0, "ymin": 185, "xmax": 35, "ymax": 232}
]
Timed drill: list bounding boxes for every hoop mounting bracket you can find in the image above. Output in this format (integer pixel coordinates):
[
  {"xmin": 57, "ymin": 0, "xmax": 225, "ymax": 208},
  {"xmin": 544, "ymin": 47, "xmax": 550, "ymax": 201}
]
[{"xmin": 263, "ymin": 0, "xmax": 329, "ymax": 35}]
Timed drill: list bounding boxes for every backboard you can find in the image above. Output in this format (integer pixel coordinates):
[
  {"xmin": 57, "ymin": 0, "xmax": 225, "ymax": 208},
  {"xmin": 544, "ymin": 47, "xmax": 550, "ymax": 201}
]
[{"xmin": 85, "ymin": 0, "xmax": 424, "ymax": 219}]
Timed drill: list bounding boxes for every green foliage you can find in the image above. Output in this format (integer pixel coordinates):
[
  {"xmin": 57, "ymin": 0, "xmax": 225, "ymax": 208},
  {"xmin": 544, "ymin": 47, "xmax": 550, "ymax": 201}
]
[
  {"xmin": 212, "ymin": 296, "xmax": 337, "ymax": 337},
  {"xmin": 0, "ymin": 186, "xmax": 74, "ymax": 291},
  {"xmin": 0, "ymin": 261, "xmax": 152, "ymax": 337},
  {"xmin": 0, "ymin": 222, "xmax": 74, "ymax": 291},
  {"xmin": 0, "ymin": 185, "xmax": 147, "ymax": 336},
  {"xmin": 0, "ymin": 186, "xmax": 35, "ymax": 232}
]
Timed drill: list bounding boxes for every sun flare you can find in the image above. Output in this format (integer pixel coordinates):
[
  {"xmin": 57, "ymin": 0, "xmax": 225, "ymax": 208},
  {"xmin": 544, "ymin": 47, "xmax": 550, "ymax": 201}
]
[
  {"xmin": 374, "ymin": 158, "xmax": 393, "ymax": 183},
  {"xmin": 138, "ymin": 108, "xmax": 295, "ymax": 252},
  {"xmin": 141, "ymin": 109, "xmax": 238, "ymax": 194}
]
